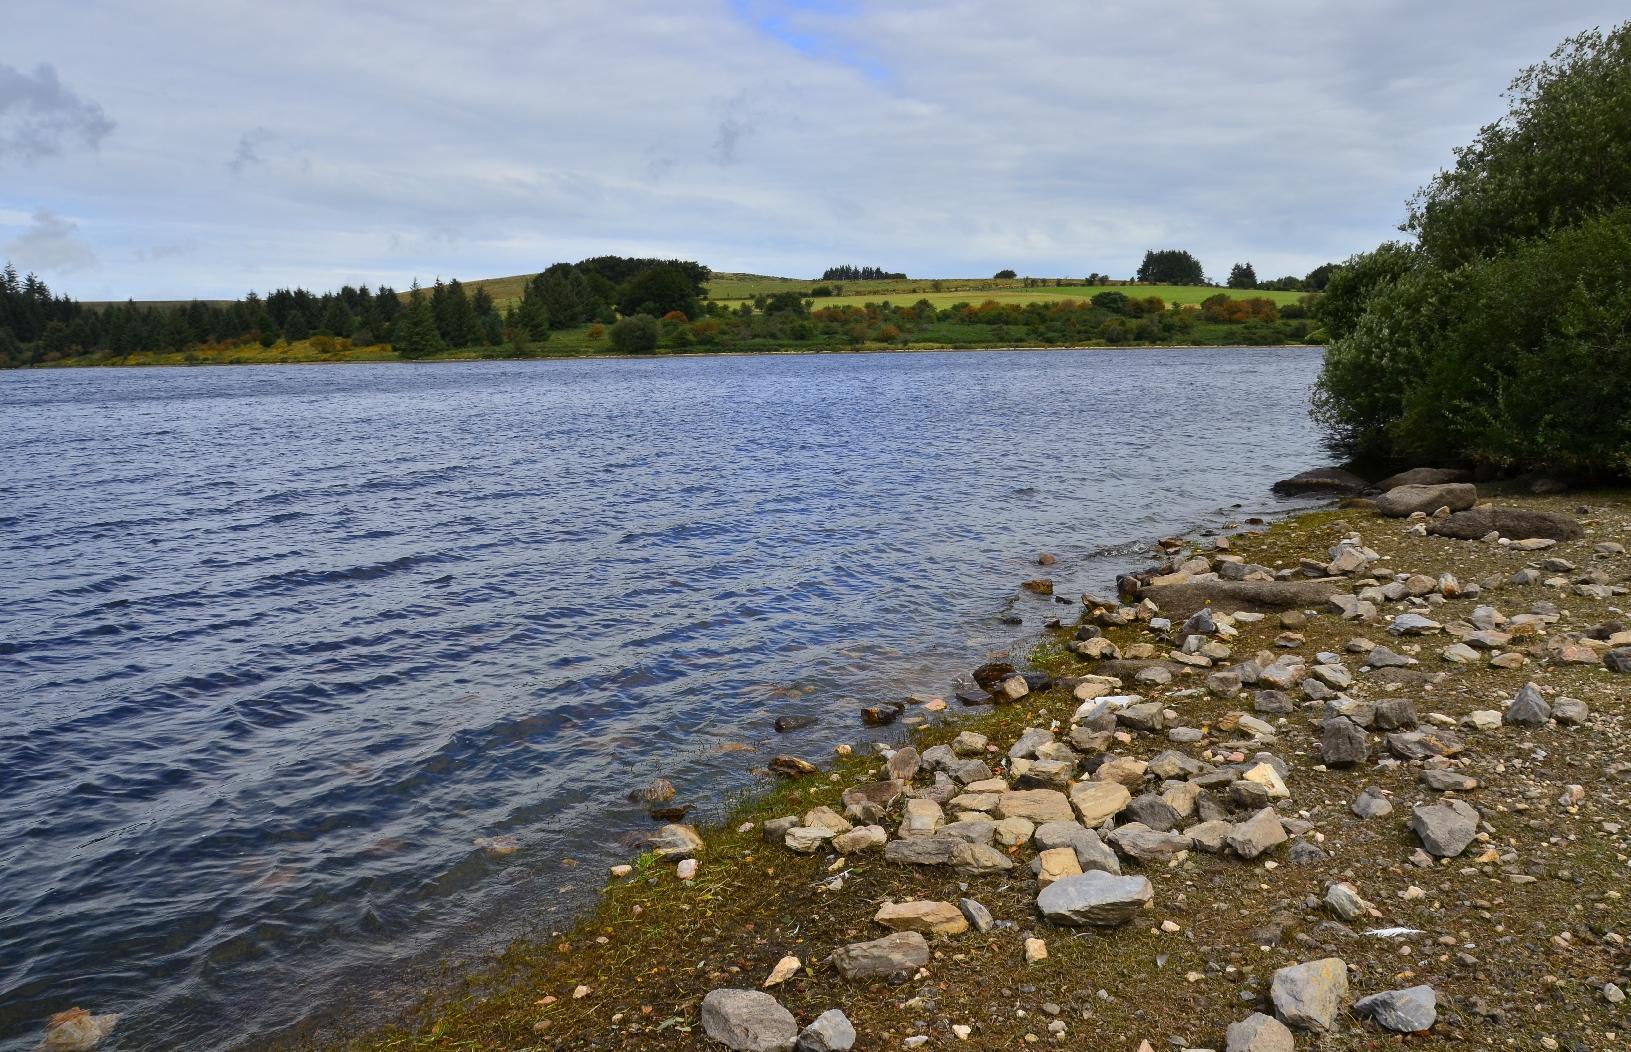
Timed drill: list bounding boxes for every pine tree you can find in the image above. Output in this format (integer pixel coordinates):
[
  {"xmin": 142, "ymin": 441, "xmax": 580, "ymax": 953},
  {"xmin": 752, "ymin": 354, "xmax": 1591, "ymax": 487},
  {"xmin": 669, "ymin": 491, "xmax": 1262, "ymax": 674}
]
[{"xmin": 392, "ymin": 286, "xmax": 447, "ymax": 360}]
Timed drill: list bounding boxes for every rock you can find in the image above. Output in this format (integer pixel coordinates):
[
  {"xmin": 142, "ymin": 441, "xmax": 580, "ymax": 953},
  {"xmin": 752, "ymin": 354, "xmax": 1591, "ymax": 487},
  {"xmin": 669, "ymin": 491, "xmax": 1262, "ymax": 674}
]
[
  {"xmin": 885, "ymin": 746, "xmax": 920, "ymax": 782},
  {"xmin": 993, "ymin": 815, "xmax": 1035, "ymax": 846},
  {"xmin": 832, "ymin": 931, "xmax": 930, "ymax": 980},
  {"xmin": 950, "ymin": 730, "xmax": 989, "ymax": 756},
  {"xmin": 1372, "ymin": 698, "xmax": 1418, "ymax": 730},
  {"xmin": 1505, "ymin": 683, "xmax": 1552, "ymax": 727},
  {"xmin": 900, "ymin": 797, "xmax": 944, "ymax": 838},
  {"xmin": 971, "ymin": 661, "xmax": 1018, "ymax": 691},
  {"xmin": 995, "ymin": 789, "xmax": 1075, "ymax": 824},
  {"xmin": 677, "ymin": 858, "xmax": 699, "ymax": 880},
  {"xmin": 1374, "ymin": 483, "xmax": 1477, "ymax": 517},
  {"xmin": 770, "ymin": 755, "xmax": 820, "ymax": 778},
  {"xmin": 1270, "ymin": 957, "xmax": 1350, "ymax": 1030},
  {"xmin": 1137, "ymin": 578, "xmax": 1349, "ymax": 619},
  {"xmin": 774, "ymin": 714, "xmax": 818, "ymax": 733},
  {"xmin": 1035, "ymin": 871, "xmax": 1154, "ymax": 927},
  {"xmin": 959, "ymin": 897, "xmax": 994, "ymax": 933},
  {"xmin": 1365, "ymin": 646, "xmax": 1417, "ymax": 669},
  {"xmin": 1228, "ymin": 807, "xmax": 1288, "ymax": 860},
  {"xmin": 763, "ymin": 955, "xmax": 801, "ymax": 988},
  {"xmin": 1094, "ymin": 755, "xmax": 1149, "ymax": 786},
  {"xmin": 795, "ymin": 1009, "xmax": 857, "ymax": 1052},
  {"xmin": 1320, "ymin": 716, "xmax": 1369, "ymax": 767},
  {"xmin": 1462, "ymin": 709, "xmax": 1502, "ymax": 731},
  {"xmin": 1021, "ymin": 578, "xmax": 1053, "ymax": 595},
  {"xmin": 1107, "ymin": 823, "xmax": 1192, "ymax": 861},
  {"xmin": 37, "ymin": 1009, "xmax": 120, "ymax": 1052},
  {"xmin": 1117, "ymin": 702, "xmax": 1167, "ymax": 732},
  {"xmin": 1035, "ymin": 846, "xmax": 1084, "ymax": 887},
  {"xmin": 883, "ymin": 836, "xmax": 1014, "ymax": 874},
  {"xmin": 1376, "ymin": 467, "xmax": 1472, "ymax": 490},
  {"xmin": 1387, "ymin": 729, "xmax": 1465, "ymax": 760},
  {"xmin": 1034, "ymin": 822, "xmax": 1120, "ymax": 874},
  {"xmin": 1552, "ymin": 697, "xmax": 1589, "ymax": 725},
  {"xmin": 1388, "ymin": 612, "xmax": 1442, "ymax": 636},
  {"xmin": 1324, "ymin": 882, "xmax": 1370, "ymax": 921},
  {"xmin": 785, "ymin": 826, "xmax": 836, "ymax": 853},
  {"xmin": 650, "ymin": 823, "xmax": 705, "ymax": 860},
  {"xmin": 1271, "ymin": 467, "xmax": 1368, "ymax": 496},
  {"xmin": 700, "ymin": 989, "xmax": 799, "ymax": 1051},
  {"xmin": 1607, "ymin": 647, "xmax": 1631, "ymax": 673},
  {"xmin": 1354, "ymin": 985, "xmax": 1437, "ymax": 1033},
  {"xmin": 1184, "ymin": 819, "xmax": 1234, "ymax": 853},
  {"xmin": 1351, "ymin": 787, "xmax": 1393, "ymax": 818},
  {"xmin": 1122, "ymin": 793, "xmax": 1181, "ymax": 832},
  {"xmin": 1224, "ymin": 1012, "xmax": 1295, "ymax": 1052},
  {"xmin": 1253, "ymin": 689, "xmax": 1294, "ymax": 714},
  {"xmin": 1410, "ymin": 800, "xmax": 1480, "ymax": 857},
  {"xmin": 1023, "ymin": 937, "xmax": 1048, "ymax": 964},
  {"xmin": 1428, "ymin": 506, "xmax": 1584, "ymax": 542},
  {"xmin": 1008, "ymin": 726, "xmax": 1054, "ymax": 759},
  {"xmin": 832, "ymin": 825, "xmax": 887, "ymax": 854},
  {"xmin": 875, "ymin": 900, "xmax": 968, "ymax": 936}
]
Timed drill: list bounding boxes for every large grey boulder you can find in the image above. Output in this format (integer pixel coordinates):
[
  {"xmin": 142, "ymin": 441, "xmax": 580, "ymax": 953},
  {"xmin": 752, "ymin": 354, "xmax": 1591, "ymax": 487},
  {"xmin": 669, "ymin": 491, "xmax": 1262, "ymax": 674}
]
[
  {"xmin": 700, "ymin": 989, "xmax": 799, "ymax": 1051},
  {"xmin": 1354, "ymin": 985, "xmax": 1437, "ymax": 1032},
  {"xmin": 1410, "ymin": 800, "xmax": 1480, "ymax": 857},
  {"xmin": 1225, "ymin": 1012, "xmax": 1295, "ymax": 1052},
  {"xmin": 1376, "ymin": 467, "xmax": 1472, "ymax": 490},
  {"xmin": 1607, "ymin": 647, "xmax": 1631, "ymax": 673},
  {"xmin": 1137, "ymin": 578, "xmax": 1348, "ymax": 618},
  {"xmin": 794, "ymin": 1009, "xmax": 857, "ymax": 1051},
  {"xmin": 1428, "ymin": 506, "xmax": 1583, "ymax": 541},
  {"xmin": 1271, "ymin": 467, "xmax": 1367, "ymax": 496},
  {"xmin": 1270, "ymin": 957, "xmax": 1350, "ymax": 1030},
  {"xmin": 832, "ymin": 931, "xmax": 929, "ymax": 980},
  {"xmin": 1374, "ymin": 483, "xmax": 1477, "ymax": 517},
  {"xmin": 1034, "ymin": 821, "xmax": 1120, "ymax": 874},
  {"xmin": 1035, "ymin": 871, "xmax": 1153, "ymax": 927},
  {"xmin": 1227, "ymin": 807, "xmax": 1288, "ymax": 860}
]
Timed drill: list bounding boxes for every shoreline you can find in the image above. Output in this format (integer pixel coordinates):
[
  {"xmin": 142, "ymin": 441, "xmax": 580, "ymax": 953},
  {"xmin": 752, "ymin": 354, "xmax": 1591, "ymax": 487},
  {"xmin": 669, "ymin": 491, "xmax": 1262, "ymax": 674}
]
[
  {"xmin": 304, "ymin": 481, "xmax": 1631, "ymax": 1051},
  {"xmin": 8, "ymin": 341, "xmax": 1325, "ymax": 373}
]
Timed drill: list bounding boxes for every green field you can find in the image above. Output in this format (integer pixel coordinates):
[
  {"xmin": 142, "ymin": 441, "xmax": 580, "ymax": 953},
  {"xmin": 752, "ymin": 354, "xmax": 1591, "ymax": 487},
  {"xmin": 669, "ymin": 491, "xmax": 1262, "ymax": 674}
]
[{"xmin": 453, "ymin": 271, "xmax": 1306, "ymax": 312}]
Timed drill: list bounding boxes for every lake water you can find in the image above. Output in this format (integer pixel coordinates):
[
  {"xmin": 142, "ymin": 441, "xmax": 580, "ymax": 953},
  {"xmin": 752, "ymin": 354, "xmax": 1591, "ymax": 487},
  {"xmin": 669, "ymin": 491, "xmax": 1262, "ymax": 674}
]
[{"xmin": 0, "ymin": 348, "xmax": 1328, "ymax": 1050}]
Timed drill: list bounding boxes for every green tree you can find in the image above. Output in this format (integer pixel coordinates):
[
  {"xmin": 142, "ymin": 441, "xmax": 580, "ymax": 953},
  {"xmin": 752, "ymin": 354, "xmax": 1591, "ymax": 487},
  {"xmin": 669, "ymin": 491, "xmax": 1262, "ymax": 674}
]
[
  {"xmin": 1226, "ymin": 262, "xmax": 1258, "ymax": 289},
  {"xmin": 531, "ymin": 264, "xmax": 595, "ymax": 329},
  {"xmin": 1136, "ymin": 249, "xmax": 1205, "ymax": 284},
  {"xmin": 615, "ymin": 264, "xmax": 701, "ymax": 319},
  {"xmin": 392, "ymin": 286, "xmax": 448, "ymax": 360},
  {"xmin": 992, "ymin": 268, "xmax": 1017, "ymax": 279}
]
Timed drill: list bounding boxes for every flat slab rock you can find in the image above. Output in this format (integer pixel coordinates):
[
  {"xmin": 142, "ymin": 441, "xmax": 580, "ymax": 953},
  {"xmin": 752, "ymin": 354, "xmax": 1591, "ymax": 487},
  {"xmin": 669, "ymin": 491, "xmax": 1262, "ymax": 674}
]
[
  {"xmin": 832, "ymin": 931, "xmax": 929, "ymax": 980},
  {"xmin": 1271, "ymin": 467, "xmax": 1368, "ymax": 496},
  {"xmin": 1428, "ymin": 506, "xmax": 1584, "ymax": 541},
  {"xmin": 1136, "ymin": 578, "xmax": 1349, "ymax": 618},
  {"xmin": 1035, "ymin": 870, "xmax": 1153, "ymax": 927},
  {"xmin": 1354, "ymin": 985, "xmax": 1437, "ymax": 1033},
  {"xmin": 1410, "ymin": 800, "xmax": 1480, "ymax": 858},
  {"xmin": 1225, "ymin": 1012, "xmax": 1295, "ymax": 1052},
  {"xmin": 1374, "ymin": 482, "xmax": 1477, "ymax": 517},
  {"xmin": 700, "ymin": 989, "xmax": 799, "ymax": 1051}
]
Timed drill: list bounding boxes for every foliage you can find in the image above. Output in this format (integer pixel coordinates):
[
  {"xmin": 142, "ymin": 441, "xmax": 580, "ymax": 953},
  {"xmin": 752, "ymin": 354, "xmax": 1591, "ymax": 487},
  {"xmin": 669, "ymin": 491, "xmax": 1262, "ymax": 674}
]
[
  {"xmin": 391, "ymin": 289, "xmax": 448, "ymax": 360},
  {"xmin": 820, "ymin": 265, "xmax": 906, "ymax": 281},
  {"xmin": 616, "ymin": 263, "xmax": 702, "ymax": 319},
  {"xmin": 992, "ymin": 268, "xmax": 1017, "ymax": 279},
  {"xmin": 1136, "ymin": 249, "xmax": 1205, "ymax": 285},
  {"xmin": 609, "ymin": 313, "xmax": 659, "ymax": 354},
  {"xmin": 1314, "ymin": 20, "xmax": 1631, "ymax": 476},
  {"xmin": 1226, "ymin": 262, "xmax": 1258, "ymax": 289}
]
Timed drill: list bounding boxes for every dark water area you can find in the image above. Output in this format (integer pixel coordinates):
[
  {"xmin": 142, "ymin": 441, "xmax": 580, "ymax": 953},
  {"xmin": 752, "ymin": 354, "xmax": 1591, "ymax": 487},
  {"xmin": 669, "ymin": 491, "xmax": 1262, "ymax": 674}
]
[{"xmin": 0, "ymin": 348, "xmax": 1328, "ymax": 1050}]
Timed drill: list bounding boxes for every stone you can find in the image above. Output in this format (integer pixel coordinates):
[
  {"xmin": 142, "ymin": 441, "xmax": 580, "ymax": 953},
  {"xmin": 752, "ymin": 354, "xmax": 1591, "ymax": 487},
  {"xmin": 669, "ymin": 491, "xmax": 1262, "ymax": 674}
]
[
  {"xmin": 1607, "ymin": 647, "xmax": 1631, "ymax": 673},
  {"xmin": 1117, "ymin": 701, "xmax": 1167, "ymax": 732},
  {"xmin": 650, "ymin": 823, "xmax": 705, "ymax": 860},
  {"xmin": 770, "ymin": 755, "xmax": 820, "ymax": 778},
  {"xmin": 1224, "ymin": 1012, "xmax": 1295, "ymax": 1052},
  {"xmin": 1008, "ymin": 727, "xmax": 1054, "ymax": 759},
  {"xmin": 1352, "ymin": 787, "xmax": 1392, "ymax": 819},
  {"xmin": 1035, "ymin": 871, "xmax": 1154, "ymax": 926},
  {"xmin": 1376, "ymin": 466, "xmax": 1472, "ymax": 490},
  {"xmin": 1184, "ymin": 819, "xmax": 1234, "ymax": 853},
  {"xmin": 1228, "ymin": 807, "xmax": 1288, "ymax": 860},
  {"xmin": 1272, "ymin": 467, "xmax": 1368, "ymax": 496},
  {"xmin": 803, "ymin": 806, "xmax": 851, "ymax": 834},
  {"xmin": 1505, "ymin": 683, "xmax": 1551, "ymax": 727},
  {"xmin": 1552, "ymin": 697, "xmax": 1589, "ymax": 725},
  {"xmin": 875, "ymin": 900, "xmax": 968, "ymax": 936},
  {"xmin": 1034, "ymin": 821, "xmax": 1120, "ymax": 874},
  {"xmin": 763, "ymin": 956, "xmax": 801, "ymax": 988},
  {"xmin": 996, "ymin": 789, "xmax": 1074, "ymax": 824},
  {"xmin": 1122, "ymin": 793, "xmax": 1181, "ymax": 832},
  {"xmin": 832, "ymin": 825, "xmax": 887, "ymax": 854},
  {"xmin": 1410, "ymin": 800, "xmax": 1480, "ymax": 857},
  {"xmin": 951, "ymin": 730, "xmax": 989, "ymax": 755},
  {"xmin": 1093, "ymin": 755, "xmax": 1149, "ymax": 786},
  {"xmin": 1420, "ymin": 769, "xmax": 1477, "ymax": 792},
  {"xmin": 884, "ymin": 836, "xmax": 1014, "ymax": 874},
  {"xmin": 1147, "ymin": 750, "xmax": 1211, "ymax": 780},
  {"xmin": 1354, "ymin": 985, "xmax": 1437, "ymax": 1033},
  {"xmin": 959, "ymin": 897, "xmax": 994, "ymax": 932},
  {"xmin": 784, "ymin": 826, "xmax": 836, "ymax": 853},
  {"xmin": 37, "ymin": 1010, "xmax": 120, "ymax": 1052},
  {"xmin": 1107, "ymin": 823, "xmax": 1192, "ymax": 861},
  {"xmin": 677, "ymin": 858, "xmax": 699, "ymax": 880},
  {"xmin": 1428, "ymin": 506, "xmax": 1584, "ymax": 542},
  {"xmin": 1388, "ymin": 613, "xmax": 1442, "ymax": 636},
  {"xmin": 1387, "ymin": 729, "xmax": 1465, "ymax": 760},
  {"xmin": 700, "ymin": 989, "xmax": 799, "ymax": 1051},
  {"xmin": 1324, "ymin": 882, "xmax": 1370, "ymax": 921},
  {"xmin": 775, "ymin": 714, "xmax": 818, "ymax": 733},
  {"xmin": 885, "ymin": 746, "xmax": 920, "ymax": 782},
  {"xmin": 992, "ymin": 816, "xmax": 1035, "ymax": 846},
  {"xmin": 1035, "ymin": 846, "xmax": 1084, "ymax": 887},
  {"xmin": 1270, "ymin": 957, "xmax": 1350, "ymax": 1031},
  {"xmin": 794, "ymin": 1009, "xmax": 856, "ymax": 1052},
  {"xmin": 900, "ymin": 798, "xmax": 944, "ymax": 838},
  {"xmin": 1372, "ymin": 698, "xmax": 1418, "ymax": 730},
  {"xmin": 1462, "ymin": 709, "xmax": 1502, "ymax": 731},
  {"xmin": 1374, "ymin": 483, "xmax": 1477, "ymax": 517},
  {"xmin": 1365, "ymin": 646, "xmax": 1417, "ymax": 669},
  {"xmin": 832, "ymin": 931, "xmax": 930, "ymax": 980},
  {"xmin": 1321, "ymin": 716, "xmax": 1369, "ymax": 767},
  {"xmin": 1253, "ymin": 689, "xmax": 1294, "ymax": 715}
]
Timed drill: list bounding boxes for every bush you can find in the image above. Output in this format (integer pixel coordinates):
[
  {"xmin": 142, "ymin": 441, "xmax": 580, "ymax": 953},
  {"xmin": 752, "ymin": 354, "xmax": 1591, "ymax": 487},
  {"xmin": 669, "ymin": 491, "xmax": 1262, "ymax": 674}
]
[
  {"xmin": 992, "ymin": 269, "xmax": 1017, "ymax": 279},
  {"xmin": 609, "ymin": 314, "xmax": 659, "ymax": 354}
]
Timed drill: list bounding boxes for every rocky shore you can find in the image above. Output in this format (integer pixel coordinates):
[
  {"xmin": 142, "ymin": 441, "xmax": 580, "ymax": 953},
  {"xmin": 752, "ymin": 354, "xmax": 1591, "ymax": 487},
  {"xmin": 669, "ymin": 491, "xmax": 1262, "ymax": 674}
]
[{"xmin": 306, "ymin": 482, "xmax": 1628, "ymax": 1049}]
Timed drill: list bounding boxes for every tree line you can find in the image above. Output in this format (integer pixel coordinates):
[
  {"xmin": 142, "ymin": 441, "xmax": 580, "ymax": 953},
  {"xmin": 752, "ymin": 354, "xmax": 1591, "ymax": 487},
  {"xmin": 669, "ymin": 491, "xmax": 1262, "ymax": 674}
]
[{"xmin": 819, "ymin": 265, "xmax": 906, "ymax": 281}]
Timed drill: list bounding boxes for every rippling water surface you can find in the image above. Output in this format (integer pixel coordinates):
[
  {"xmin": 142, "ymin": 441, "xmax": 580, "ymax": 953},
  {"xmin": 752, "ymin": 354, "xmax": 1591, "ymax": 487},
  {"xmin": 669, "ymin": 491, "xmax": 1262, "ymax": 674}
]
[{"xmin": 0, "ymin": 348, "xmax": 1327, "ymax": 1049}]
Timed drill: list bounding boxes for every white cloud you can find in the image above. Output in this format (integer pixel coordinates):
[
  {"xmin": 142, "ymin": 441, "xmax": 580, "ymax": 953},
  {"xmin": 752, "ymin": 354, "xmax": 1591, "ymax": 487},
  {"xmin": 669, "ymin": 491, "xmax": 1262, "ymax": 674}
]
[
  {"xmin": 1, "ymin": 0, "xmax": 1625, "ymax": 298},
  {"xmin": 2, "ymin": 207, "xmax": 98, "ymax": 273}
]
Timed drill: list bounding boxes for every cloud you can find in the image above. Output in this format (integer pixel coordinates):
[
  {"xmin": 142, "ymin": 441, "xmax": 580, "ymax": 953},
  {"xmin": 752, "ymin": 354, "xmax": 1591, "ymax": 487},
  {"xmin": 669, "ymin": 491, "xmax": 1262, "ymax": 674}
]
[
  {"xmin": 2, "ymin": 207, "xmax": 98, "ymax": 272},
  {"xmin": 0, "ymin": 62, "xmax": 114, "ymax": 161},
  {"xmin": 2, "ymin": 0, "xmax": 1627, "ymax": 299}
]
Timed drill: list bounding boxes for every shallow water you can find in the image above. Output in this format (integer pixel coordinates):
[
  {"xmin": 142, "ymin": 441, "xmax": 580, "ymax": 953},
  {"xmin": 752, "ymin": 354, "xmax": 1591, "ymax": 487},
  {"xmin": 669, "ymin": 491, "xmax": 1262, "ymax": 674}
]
[{"xmin": 0, "ymin": 348, "xmax": 1328, "ymax": 1049}]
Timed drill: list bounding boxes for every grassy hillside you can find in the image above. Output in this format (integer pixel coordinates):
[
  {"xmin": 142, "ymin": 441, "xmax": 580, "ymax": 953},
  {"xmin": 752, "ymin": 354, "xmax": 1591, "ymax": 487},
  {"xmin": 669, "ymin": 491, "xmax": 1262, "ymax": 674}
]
[{"xmin": 441, "ymin": 271, "xmax": 1307, "ymax": 312}]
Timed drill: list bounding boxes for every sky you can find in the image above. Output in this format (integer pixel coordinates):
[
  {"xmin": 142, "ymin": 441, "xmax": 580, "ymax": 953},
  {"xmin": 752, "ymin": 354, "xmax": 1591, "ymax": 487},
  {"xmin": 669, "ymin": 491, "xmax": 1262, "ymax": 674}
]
[{"xmin": 2, "ymin": 1, "xmax": 1625, "ymax": 300}]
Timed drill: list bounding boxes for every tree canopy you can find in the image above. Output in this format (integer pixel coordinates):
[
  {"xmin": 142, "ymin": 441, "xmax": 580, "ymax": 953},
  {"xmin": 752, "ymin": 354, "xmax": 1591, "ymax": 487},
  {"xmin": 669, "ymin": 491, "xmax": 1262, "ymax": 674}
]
[{"xmin": 1136, "ymin": 250, "xmax": 1204, "ymax": 285}]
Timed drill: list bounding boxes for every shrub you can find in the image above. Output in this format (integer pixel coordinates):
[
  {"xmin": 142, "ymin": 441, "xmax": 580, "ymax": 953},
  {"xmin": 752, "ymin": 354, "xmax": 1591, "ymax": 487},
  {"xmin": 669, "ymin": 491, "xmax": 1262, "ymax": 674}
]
[{"xmin": 609, "ymin": 314, "xmax": 659, "ymax": 354}]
